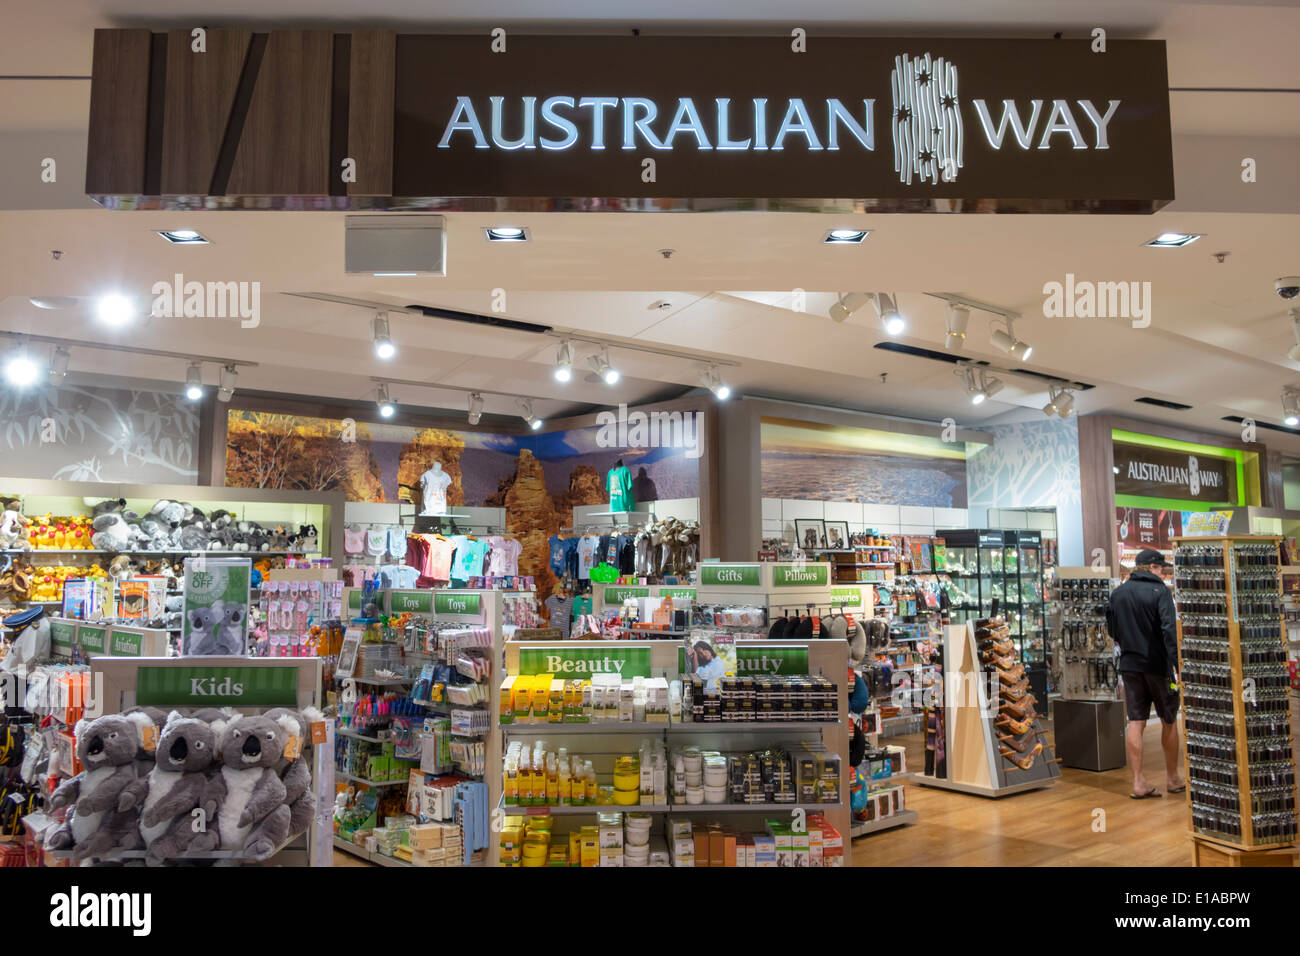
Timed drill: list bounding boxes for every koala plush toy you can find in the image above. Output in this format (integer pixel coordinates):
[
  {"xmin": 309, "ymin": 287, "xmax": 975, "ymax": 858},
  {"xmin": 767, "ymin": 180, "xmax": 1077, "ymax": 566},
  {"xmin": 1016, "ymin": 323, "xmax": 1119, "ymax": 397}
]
[
  {"xmin": 207, "ymin": 713, "xmax": 297, "ymax": 860},
  {"xmin": 263, "ymin": 706, "xmax": 323, "ymax": 838},
  {"xmin": 89, "ymin": 498, "xmax": 133, "ymax": 552},
  {"xmin": 118, "ymin": 711, "xmax": 220, "ymax": 864},
  {"xmin": 44, "ymin": 712, "xmax": 154, "ymax": 860}
]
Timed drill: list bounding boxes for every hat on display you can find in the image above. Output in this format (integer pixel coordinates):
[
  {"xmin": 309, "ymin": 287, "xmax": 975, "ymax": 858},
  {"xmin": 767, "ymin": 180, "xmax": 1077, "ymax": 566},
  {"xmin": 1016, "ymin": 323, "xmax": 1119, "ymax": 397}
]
[{"xmin": 1134, "ymin": 548, "xmax": 1168, "ymax": 567}]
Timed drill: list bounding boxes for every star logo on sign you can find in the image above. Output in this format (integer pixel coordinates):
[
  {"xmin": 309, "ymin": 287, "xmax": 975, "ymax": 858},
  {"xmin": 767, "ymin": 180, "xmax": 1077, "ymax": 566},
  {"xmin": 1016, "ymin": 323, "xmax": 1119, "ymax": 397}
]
[
  {"xmin": 917, "ymin": 70, "xmax": 932, "ymax": 85},
  {"xmin": 897, "ymin": 107, "xmax": 912, "ymax": 122},
  {"xmin": 942, "ymin": 95, "xmax": 957, "ymax": 109},
  {"xmin": 919, "ymin": 150, "xmax": 935, "ymax": 164}
]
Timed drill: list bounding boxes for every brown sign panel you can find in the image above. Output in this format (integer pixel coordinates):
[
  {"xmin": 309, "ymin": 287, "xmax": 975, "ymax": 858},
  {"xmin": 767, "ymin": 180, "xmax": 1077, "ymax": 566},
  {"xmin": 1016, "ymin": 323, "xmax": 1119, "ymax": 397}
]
[
  {"xmin": 86, "ymin": 31, "xmax": 1173, "ymax": 212},
  {"xmin": 1113, "ymin": 441, "xmax": 1236, "ymax": 503}
]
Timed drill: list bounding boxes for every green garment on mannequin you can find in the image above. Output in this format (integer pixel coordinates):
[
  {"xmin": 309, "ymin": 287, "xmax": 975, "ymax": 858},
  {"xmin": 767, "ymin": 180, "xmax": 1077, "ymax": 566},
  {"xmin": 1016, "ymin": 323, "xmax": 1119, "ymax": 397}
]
[{"xmin": 608, "ymin": 464, "xmax": 634, "ymax": 512}]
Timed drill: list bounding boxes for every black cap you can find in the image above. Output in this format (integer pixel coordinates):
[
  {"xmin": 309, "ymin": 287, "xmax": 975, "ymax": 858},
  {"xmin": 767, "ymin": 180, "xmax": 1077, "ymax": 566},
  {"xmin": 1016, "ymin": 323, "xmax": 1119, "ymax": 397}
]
[{"xmin": 1135, "ymin": 548, "xmax": 1168, "ymax": 567}]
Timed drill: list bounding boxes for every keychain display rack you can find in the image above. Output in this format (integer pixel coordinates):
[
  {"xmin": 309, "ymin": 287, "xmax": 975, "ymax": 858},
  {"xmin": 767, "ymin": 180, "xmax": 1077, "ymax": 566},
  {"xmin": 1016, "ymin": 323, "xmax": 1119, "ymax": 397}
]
[
  {"xmin": 1172, "ymin": 535, "xmax": 1298, "ymax": 860},
  {"xmin": 1053, "ymin": 567, "xmax": 1117, "ymax": 700}
]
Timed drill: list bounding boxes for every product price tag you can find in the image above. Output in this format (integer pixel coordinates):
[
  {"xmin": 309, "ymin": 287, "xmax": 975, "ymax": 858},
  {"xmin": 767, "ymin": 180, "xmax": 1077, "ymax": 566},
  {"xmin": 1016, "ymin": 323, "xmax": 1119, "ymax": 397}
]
[{"xmin": 310, "ymin": 721, "xmax": 328, "ymax": 745}]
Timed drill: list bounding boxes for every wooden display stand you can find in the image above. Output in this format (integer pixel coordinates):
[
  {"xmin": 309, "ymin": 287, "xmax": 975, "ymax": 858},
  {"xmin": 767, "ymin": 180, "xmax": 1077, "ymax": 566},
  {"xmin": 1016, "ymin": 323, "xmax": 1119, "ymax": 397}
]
[
  {"xmin": 1172, "ymin": 535, "xmax": 1299, "ymax": 863},
  {"xmin": 919, "ymin": 622, "xmax": 1061, "ymax": 798}
]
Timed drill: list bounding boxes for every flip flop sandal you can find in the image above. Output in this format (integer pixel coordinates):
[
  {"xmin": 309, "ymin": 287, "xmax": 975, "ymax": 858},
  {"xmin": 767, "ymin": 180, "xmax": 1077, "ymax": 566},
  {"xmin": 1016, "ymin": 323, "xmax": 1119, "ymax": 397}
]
[
  {"xmin": 1000, "ymin": 743, "xmax": 1043, "ymax": 770},
  {"xmin": 1130, "ymin": 789, "xmax": 1161, "ymax": 800},
  {"xmin": 1166, "ymin": 784, "xmax": 1186, "ymax": 794}
]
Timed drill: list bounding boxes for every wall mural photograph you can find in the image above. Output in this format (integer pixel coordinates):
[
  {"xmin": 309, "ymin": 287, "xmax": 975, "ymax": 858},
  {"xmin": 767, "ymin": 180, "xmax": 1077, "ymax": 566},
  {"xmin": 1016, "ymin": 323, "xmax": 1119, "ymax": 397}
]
[{"xmin": 760, "ymin": 417, "xmax": 969, "ymax": 507}]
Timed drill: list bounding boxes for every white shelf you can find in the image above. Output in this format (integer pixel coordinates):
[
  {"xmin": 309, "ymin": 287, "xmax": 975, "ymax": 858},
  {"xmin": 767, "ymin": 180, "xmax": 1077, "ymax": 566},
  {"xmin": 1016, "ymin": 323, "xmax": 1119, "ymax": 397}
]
[
  {"xmin": 337, "ymin": 727, "xmax": 385, "ymax": 743},
  {"xmin": 670, "ymin": 801, "xmax": 843, "ymax": 813},
  {"xmin": 506, "ymin": 802, "xmax": 672, "ymax": 815},
  {"xmin": 851, "ymin": 809, "xmax": 919, "ymax": 837},
  {"xmin": 671, "ymin": 720, "xmax": 840, "ymax": 732},
  {"xmin": 338, "ymin": 772, "xmax": 408, "ymax": 787},
  {"xmin": 502, "ymin": 721, "xmax": 670, "ymax": 735}
]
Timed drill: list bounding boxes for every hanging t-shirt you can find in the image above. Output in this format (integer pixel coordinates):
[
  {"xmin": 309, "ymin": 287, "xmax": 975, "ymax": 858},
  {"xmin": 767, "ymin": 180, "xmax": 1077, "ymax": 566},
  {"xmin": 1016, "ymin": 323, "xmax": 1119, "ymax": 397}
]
[
  {"xmin": 544, "ymin": 594, "xmax": 575, "ymax": 640},
  {"xmin": 488, "ymin": 536, "xmax": 522, "ymax": 577},
  {"xmin": 387, "ymin": 527, "xmax": 406, "ymax": 560},
  {"xmin": 562, "ymin": 538, "xmax": 580, "ymax": 579},
  {"xmin": 577, "ymin": 534, "xmax": 601, "ymax": 580},
  {"xmin": 420, "ymin": 466, "xmax": 453, "ymax": 516},
  {"xmin": 366, "ymin": 529, "xmax": 388, "ymax": 557},
  {"xmin": 427, "ymin": 537, "xmax": 456, "ymax": 581},
  {"xmin": 607, "ymin": 465, "xmax": 634, "ymax": 512},
  {"xmin": 549, "ymin": 536, "xmax": 567, "ymax": 576},
  {"xmin": 379, "ymin": 564, "xmax": 420, "ymax": 589},
  {"xmin": 453, "ymin": 538, "xmax": 490, "ymax": 580}
]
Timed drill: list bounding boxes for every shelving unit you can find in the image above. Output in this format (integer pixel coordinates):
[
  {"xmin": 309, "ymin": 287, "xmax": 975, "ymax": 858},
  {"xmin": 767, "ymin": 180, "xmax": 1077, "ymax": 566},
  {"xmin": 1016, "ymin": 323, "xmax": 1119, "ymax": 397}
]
[
  {"xmin": 1172, "ymin": 535, "xmax": 1298, "ymax": 861},
  {"xmin": 499, "ymin": 637, "xmax": 852, "ymax": 865}
]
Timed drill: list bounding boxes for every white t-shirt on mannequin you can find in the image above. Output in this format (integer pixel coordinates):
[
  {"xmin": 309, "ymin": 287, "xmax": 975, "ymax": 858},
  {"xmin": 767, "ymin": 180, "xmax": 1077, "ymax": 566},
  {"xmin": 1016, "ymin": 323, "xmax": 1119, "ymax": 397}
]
[{"xmin": 420, "ymin": 465, "xmax": 452, "ymax": 515}]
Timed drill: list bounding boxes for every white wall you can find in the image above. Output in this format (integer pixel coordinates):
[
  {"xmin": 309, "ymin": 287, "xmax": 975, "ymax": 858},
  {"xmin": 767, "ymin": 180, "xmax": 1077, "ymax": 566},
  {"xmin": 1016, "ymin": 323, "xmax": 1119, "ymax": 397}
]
[{"xmin": 762, "ymin": 498, "xmax": 969, "ymax": 542}]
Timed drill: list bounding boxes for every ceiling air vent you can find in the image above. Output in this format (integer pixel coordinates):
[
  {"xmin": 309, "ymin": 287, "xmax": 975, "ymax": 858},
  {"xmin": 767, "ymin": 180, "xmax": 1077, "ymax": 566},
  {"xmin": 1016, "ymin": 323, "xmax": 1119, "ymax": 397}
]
[
  {"xmin": 1222, "ymin": 415, "xmax": 1300, "ymax": 436},
  {"xmin": 1135, "ymin": 397, "xmax": 1192, "ymax": 410}
]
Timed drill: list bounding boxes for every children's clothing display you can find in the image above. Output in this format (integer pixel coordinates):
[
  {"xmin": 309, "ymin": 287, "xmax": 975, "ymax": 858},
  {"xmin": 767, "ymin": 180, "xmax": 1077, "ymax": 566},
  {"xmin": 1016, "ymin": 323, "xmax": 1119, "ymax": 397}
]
[
  {"xmin": 544, "ymin": 593, "xmax": 575, "ymax": 639},
  {"xmin": 577, "ymin": 534, "xmax": 601, "ymax": 580}
]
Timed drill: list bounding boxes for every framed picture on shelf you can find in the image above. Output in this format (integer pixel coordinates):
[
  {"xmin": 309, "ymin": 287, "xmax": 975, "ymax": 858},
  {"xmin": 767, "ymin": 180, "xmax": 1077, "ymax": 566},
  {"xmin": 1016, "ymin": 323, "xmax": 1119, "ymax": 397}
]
[
  {"xmin": 795, "ymin": 519, "xmax": 827, "ymax": 552},
  {"xmin": 824, "ymin": 521, "xmax": 850, "ymax": 551}
]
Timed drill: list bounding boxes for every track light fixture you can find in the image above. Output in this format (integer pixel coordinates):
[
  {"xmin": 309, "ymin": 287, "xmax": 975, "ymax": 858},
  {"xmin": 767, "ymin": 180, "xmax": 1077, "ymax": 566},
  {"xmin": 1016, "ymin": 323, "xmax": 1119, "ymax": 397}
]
[
  {"xmin": 829, "ymin": 292, "xmax": 872, "ymax": 323},
  {"xmin": 1287, "ymin": 311, "xmax": 1300, "ymax": 363},
  {"xmin": 978, "ymin": 369, "xmax": 1004, "ymax": 402},
  {"xmin": 872, "ymin": 293, "xmax": 906, "ymax": 336},
  {"xmin": 554, "ymin": 341, "xmax": 574, "ymax": 382},
  {"xmin": 48, "ymin": 347, "xmax": 71, "ymax": 387},
  {"xmin": 1282, "ymin": 387, "xmax": 1300, "ymax": 427},
  {"xmin": 589, "ymin": 349, "xmax": 620, "ymax": 385},
  {"xmin": 1042, "ymin": 386, "xmax": 1061, "ymax": 417},
  {"xmin": 184, "ymin": 362, "xmax": 203, "ymax": 400},
  {"xmin": 1042, "ymin": 384, "xmax": 1074, "ymax": 418},
  {"xmin": 960, "ymin": 366, "xmax": 984, "ymax": 405},
  {"xmin": 702, "ymin": 365, "xmax": 731, "ymax": 401},
  {"xmin": 990, "ymin": 317, "xmax": 1033, "ymax": 361},
  {"xmin": 372, "ymin": 312, "xmax": 396, "ymax": 360},
  {"xmin": 468, "ymin": 392, "xmax": 484, "ymax": 425},
  {"xmin": 945, "ymin": 304, "xmax": 970, "ymax": 350},
  {"xmin": 217, "ymin": 365, "xmax": 238, "ymax": 403},
  {"xmin": 520, "ymin": 399, "xmax": 543, "ymax": 430},
  {"xmin": 376, "ymin": 383, "xmax": 395, "ymax": 418}
]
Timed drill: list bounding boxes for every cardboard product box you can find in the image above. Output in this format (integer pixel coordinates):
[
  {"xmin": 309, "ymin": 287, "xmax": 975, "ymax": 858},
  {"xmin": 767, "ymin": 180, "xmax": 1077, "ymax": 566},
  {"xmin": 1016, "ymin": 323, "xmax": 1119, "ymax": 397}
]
[
  {"xmin": 766, "ymin": 823, "xmax": 793, "ymax": 867},
  {"xmin": 499, "ymin": 676, "xmax": 516, "ymax": 724},
  {"xmin": 694, "ymin": 832, "xmax": 710, "ymax": 866},
  {"xmin": 708, "ymin": 831, "xmax": 724, "ymax": 868},
  {"xmin": 672, "ymin": 837, "xmax": 695, "ymax": 860},
  {"xmin": 580, "ymin": 828, "xmax": 601, "ymax": 867},
  {"xmin": 807, "ymin": 823, "xmax": 824, "ymax": 867},
  {"xmin": 753, "ymin": 834, "xmax": 776, "ymax": 868},
  {"xmin": 791, "ymin": 830, "xmax": 810, "ymax": 867},
  {"xmin": 600, "ymin": 847, "xmax": 624, "ymax": 867},
  {"xmin": 724, "ymin": 832, "xmax": 737, "ymax": 868}
]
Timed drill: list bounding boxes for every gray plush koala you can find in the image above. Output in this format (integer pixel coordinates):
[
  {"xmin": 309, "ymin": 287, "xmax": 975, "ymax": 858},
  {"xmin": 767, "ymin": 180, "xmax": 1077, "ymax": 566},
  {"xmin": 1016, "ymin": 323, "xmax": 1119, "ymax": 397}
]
[
  {"xmin": 118, "ymin": 711, "xmax": 220, "ymax": 864},
  {"xmin": 264, "ymin": 706, "xmax": 322, "ymax": 838},
  {"xmin": 207, "ymin": 713, "xmax": 295, "ymax": 860},
  {"xmin": 44, "ymin": 712, "xmax": 153, "ymax": 860},
  {"xmin": 185, "ymin": 607, "xmax": 222, "ymax": 656},
  {"xmin": 210, "ymin": 600, "xmax": 248, "ymax": 655}
]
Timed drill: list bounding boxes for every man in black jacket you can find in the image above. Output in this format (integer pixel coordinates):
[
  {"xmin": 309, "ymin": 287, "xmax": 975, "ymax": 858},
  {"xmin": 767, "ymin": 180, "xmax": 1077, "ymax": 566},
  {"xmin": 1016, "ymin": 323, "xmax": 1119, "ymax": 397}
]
[{"xmin": 1107, "ymin": 549, "xmax": 1185, "ymax": 799}]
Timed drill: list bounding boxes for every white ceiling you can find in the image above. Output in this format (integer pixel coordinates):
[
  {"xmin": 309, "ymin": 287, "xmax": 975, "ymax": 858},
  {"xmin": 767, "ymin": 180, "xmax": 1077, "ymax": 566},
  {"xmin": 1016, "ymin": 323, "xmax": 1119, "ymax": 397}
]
[{"xmin": 1, "ymin": 1, "xmax": 1298, "ymax": 449}]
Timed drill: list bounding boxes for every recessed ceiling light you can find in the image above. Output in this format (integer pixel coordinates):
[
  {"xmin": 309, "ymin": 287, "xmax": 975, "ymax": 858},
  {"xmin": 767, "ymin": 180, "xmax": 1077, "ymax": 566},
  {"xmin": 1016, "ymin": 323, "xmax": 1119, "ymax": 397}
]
[
  {"xmin": 157, "ymin": 228, "xmax": 209, "ymax": 244},
  {"xmin": 485, "ymin": 226, "xmax": 529, "ymax": 242},
  {"xmin": 824, "ymin": 228, "xmax": 870, "ymax": 244},
  {"xmin": 1144, "ymin": 232, "xmax": 1202, "ymax": 248}
]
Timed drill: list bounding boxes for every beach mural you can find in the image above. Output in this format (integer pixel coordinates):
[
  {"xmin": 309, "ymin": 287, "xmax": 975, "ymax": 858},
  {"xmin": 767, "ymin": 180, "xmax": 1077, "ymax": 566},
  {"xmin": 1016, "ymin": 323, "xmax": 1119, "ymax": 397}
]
[
  {"xmin": 760, "ymin": 417, "xmax": 970, "ymax": 507},
  {"xmin": 224, "ymin": 410, "xmax": 702, "ymax": 596}
]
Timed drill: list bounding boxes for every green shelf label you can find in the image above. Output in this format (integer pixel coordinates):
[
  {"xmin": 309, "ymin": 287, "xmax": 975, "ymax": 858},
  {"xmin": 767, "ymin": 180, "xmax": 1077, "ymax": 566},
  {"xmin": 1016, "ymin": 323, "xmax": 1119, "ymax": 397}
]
[
  {"xmin": 604, "ymin": 587, "xmax": 651, "ymax": 603},
  {"xmin": 50, "ymin": 620, "xmax": 77, "ymax": 650},
  {"xmin": 78, "ymin": 625, "xmax": 107, "ymax": 654},
  {"xmin": 348, "ymin": 590, "xmax": 363, "ymax": 610},
  {"xmin": 829, "ymin": 587, "xmax": 864, "ymax": 607},
  {"xmin": 772, "ymin": 564, "xmax": 829, "ymax": 587},
  {"xmin": 659, "ymin": 588, "xmax": 697, "ymax": 599},
  {"xmin": 735, "ymin": 645, "xmax": 809, "ymax": 675},
  {"xmin": 110, "ymin": 630, "xmax": 144, "ymax": 657},
  {"xmin": 518, "ymin": 646, "xmax": 652, "ymax": 678},
  {"xmin": 388, "ymin": 591, "xmax": 432, "ymax": 614},
  {"xmin": 435, "ymin": 592, "xmax": 481, "ymax": 615},
  {"xmin": 700, "ymin": 565, "xmax": 761, "ymax": 587},
  {"xmin": 137, "ymin": 666, "xmax": 299, "ymax": 706}
]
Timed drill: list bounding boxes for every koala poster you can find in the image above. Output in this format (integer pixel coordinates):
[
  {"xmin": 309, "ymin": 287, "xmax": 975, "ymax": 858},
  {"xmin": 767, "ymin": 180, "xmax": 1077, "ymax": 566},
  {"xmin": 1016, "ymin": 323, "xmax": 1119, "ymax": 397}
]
[{"xmin": 182, "ymin": 556, "xmax": 252, "ymax": 657}]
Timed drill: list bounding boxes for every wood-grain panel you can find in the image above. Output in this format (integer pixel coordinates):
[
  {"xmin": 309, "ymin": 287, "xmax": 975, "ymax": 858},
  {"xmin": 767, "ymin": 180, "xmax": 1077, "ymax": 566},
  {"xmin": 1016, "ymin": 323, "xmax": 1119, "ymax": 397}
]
[
  {"xmin": 347, "ymin": 29, "xmax": 395, "ymax": 196},
  {"xmin": 1077, "ymin": 414, "xmax": 1117, "ymax": 570},
  {"xmin": 85, "ymin": 29, "xmax": 153, "ymax": 195},
  {"xmin": 161, "ymin": 29, "xmax": 252, "ymax": 194},
  {"xmin": 227, "ymin": 30, "xmax": 333, "ymax": 195}
]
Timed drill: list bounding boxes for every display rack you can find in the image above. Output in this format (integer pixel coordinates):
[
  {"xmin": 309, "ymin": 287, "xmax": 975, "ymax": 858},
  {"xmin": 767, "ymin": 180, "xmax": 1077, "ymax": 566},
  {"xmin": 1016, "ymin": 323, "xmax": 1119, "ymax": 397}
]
[
  {"xmin": 498, "ymin": 637, "xmax": 852, "ymax": 865},
  {"xmin": 88, "ymin": 655, "xmax": 329, "ymax": 865},
  {"xmin": 1052, "ymin": 566, "xmax": 1116, "ymax": 701},
  {"xmin": 1172, "ymin": 535, "xmax": 1298, "ymax": 861},
  {"xmin": 919, "ymin": 621, "xmax": 1061, "ymax": 798},
  {"xmin": 332, "ymin": 587, "xmax": 512, "ymax": 866}
]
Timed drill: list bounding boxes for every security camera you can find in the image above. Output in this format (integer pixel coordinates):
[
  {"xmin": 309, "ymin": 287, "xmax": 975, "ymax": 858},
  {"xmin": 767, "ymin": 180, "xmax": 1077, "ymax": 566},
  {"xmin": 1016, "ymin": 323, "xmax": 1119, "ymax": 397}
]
[{"xmin": 1276, "ymin": 277, "xmax": 1300, "ymax": 300}]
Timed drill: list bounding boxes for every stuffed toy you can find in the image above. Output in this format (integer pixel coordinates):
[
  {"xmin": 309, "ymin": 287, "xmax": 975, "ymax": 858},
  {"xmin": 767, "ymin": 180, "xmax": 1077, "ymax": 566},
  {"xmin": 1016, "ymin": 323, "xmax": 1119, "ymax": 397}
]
[
  {"xmin": 90, "ymin": 499, "xmax": 133, "ymax": 552},
  {"xmin": 44, "ymin": 711, "xmax": 154, "ymax": 860},
  {"xmin": 263, "ymin": 706, "xmax": 323, "ymax": 838},
  {"xmin": 108, "ymin": 554, "xmax": 134, "ymax": 582},
  {"xmin": 0, "ymin": 609, "xmax": 50, "ymax": 677},
  {"xmin": 267, "ymin": 526, "xmax": 290, "ymax": 551},
  {"xmin": 207, "ymin": 713, "xmax": 296, "ymax": 860},
  {"xmin": 119, "ymin": 711, "xmax": 220, "ymax": 863},
  {"xmin": 176, "ymin": 515, "xmax": 210, "ymax": 553},
  {"xmin": 0, "ymin": 499, "xmax": 31, "ymax": 550},
  {"xmin": 296, "ymin": 524, "xmax": 319, "ymax": 553}
]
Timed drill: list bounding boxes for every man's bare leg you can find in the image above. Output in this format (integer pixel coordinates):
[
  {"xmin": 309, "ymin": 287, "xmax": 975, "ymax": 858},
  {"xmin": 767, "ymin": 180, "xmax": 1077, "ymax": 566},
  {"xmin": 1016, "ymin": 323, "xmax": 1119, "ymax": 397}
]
[
  {"xmin": 1128, "ymin": 719, "xmax": 1153, "ymax": 795},
  {"xmin": 1161, "ymin": 719, "xmax": 1185, "ymax": 791}
]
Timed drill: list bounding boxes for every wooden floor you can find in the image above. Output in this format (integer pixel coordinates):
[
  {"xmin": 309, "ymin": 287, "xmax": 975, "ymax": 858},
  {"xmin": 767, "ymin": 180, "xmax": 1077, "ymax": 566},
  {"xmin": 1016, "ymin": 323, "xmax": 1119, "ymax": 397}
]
[
  {"xmin": 853, "ymin": 719, "xmax": 1192, "ymax": 866},
  {"xmin": 332, "ymin": 720, "xmax": 1194, "ymax": 868}
]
